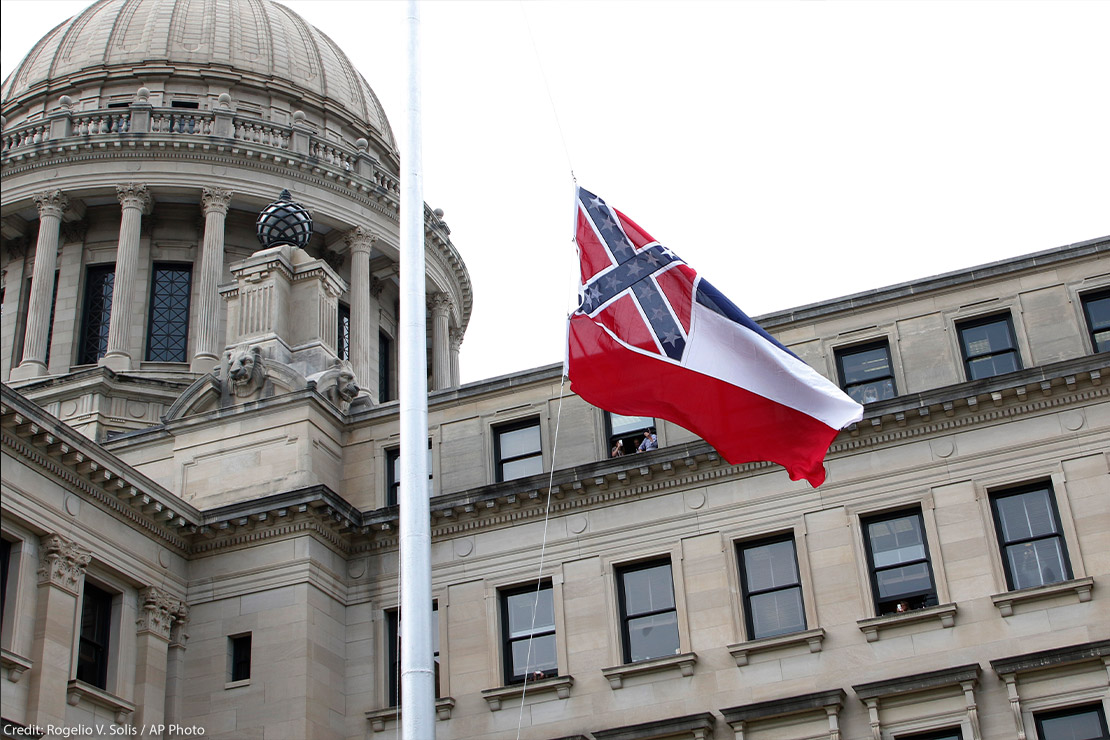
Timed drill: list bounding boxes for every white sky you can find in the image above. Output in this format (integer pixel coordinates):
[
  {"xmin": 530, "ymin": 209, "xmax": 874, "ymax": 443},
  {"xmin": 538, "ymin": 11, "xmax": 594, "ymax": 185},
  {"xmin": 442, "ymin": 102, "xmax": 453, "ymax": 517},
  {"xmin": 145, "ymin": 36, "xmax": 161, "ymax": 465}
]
[{"xmin": 3, "ymin": 1, "xmax": 1108, "ymax": 384}]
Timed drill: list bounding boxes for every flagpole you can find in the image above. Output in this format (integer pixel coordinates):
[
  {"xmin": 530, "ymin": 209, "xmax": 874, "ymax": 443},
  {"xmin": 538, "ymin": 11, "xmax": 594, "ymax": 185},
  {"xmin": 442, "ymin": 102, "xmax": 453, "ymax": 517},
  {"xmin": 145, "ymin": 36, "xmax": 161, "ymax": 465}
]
[{"xmin": 399, "ymin": 1, "xmax": 436, "ymax": 738}]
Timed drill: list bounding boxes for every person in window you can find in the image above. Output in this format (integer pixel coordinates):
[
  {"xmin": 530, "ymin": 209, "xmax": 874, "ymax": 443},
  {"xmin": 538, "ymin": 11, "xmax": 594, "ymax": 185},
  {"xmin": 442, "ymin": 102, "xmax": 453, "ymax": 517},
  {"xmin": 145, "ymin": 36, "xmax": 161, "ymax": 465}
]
[
  {"xmin": 611, "ymin": 439, "xmax": 624, "ymax": 457},
  {"xmin": 637, "ymin": 428, "xmax": 658, "ymax": 453}
]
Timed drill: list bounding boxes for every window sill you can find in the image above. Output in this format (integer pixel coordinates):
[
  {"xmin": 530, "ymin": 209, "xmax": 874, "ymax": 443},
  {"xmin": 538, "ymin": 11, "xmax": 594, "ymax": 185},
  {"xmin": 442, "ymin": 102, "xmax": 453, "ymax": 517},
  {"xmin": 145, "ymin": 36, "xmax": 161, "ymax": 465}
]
[
  {"xmin": 1, "ymin": 648, "xmax": 33, "ymax": 683},
  {"xmin": 224, "ymin": 678, "xmax": 251, "ymax": 690},
  {"xmin": 601, "ymin": 652, "xmax": 697, "ymax": 689},
  {"xmin": 366, "ymin": 697, "xmax": 455, "ymax": 732},
  {"xmin": 727, "ymin": 628, "xmax": 826, "ymax": 666},
  {"xmin": 66, "ymin": 679, "xmax": 135, "ymax": 724},
  {"xmin": 991, "ymin": 576, "xmax": 1094, "ymax": 617},
  {"xmin": 857, "ymin": 602, "xmax": 957, "ymax": 642},
  {"xmin": 481, "ymin": 674, "xmax": 574, "ymax": 711}
]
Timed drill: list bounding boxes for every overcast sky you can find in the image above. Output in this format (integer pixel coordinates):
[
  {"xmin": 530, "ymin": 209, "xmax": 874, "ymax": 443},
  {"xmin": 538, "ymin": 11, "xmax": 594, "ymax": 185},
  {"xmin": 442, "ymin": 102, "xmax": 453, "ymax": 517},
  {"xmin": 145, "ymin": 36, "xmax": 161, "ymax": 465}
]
[{"xmin": 3, "ymin": 1, "xmax": 1108, "ymax": 383}]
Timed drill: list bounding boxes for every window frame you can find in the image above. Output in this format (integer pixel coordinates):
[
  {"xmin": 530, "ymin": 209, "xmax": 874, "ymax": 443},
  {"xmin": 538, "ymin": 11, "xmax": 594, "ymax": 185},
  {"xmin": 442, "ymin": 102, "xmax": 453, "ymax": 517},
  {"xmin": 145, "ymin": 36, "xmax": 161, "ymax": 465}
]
[
  {"xmin": 228, "ymin": 632, "xmax": 252, "ymax": 683},
  {"xmin": 1033, "ymin": 703, "xmax": 1110, "ymax": 740},
  {"xmin": 614, "ymin": 558, "xmax": 680, "ymax": 664},
  {"xmin": 834, "ymin": 339, "xmax": 897, "ymax": 404},
  {"xmin": 989, "ymin": 481, "xmax": 1073, "ymax": 592},
  {"xmin": 384, "ymin": 439, "xmax": 433, "ymax": 507},
  {"xmin": 1080, "ymin": 288, "xmax": 1110, "ymax": 354},
  {"xmin": 492, "ymin": 417, "xmax": 543, "ymax": 483},
  {"xmin": 736, "ymin": 534, "xmax": 808, "ymax": 641},
  {"xmin": 78, "ymin": 264, "xmax": 116, "ymax": 365},
  {"xmin": 860, "ymin": 507, "xmax": 940, "ymax": 616},
  {"xmin": 956, "ymin": 312, "xmax": 1023, "ymax": 381},
  {"xmin": 499, "ymin": 581, "xmax": 558, "ymax": 684},
  {"xmin": 385, "ymin": 602, "xmax": 441, "ymax": 708},
  {"xmin": 145, "ymin": 262, "xmax": 193, "ymax": 363},
  {"xmin": 76, "ymin": 580, "xmax": 115, "ymax": 690},
  {"xmin": 604, "ymin": 412, "xmax": 655, "ymax": 458},
  {"xmin": 337, "ymin": 302, "xmax": 351, "ymax": 362},
  {"xmin": 378, "ymin": 330, "xmax": 393, "ymax": 403}
]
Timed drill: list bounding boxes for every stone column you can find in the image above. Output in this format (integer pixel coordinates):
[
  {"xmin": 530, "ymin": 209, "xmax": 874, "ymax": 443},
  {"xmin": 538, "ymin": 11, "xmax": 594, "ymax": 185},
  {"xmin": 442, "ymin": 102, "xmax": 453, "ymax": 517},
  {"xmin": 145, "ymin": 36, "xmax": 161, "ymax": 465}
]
[
  {"xmin": 27, "ymin": 534, "xmax": 91, "ymax": 728},
  {"xmin": 133, "ymin": 588, "xmax": 186, "ymax": 738},
  {"xmin": 11, "ymin": 190, "xmax": 68, "ymax": 380},
  {"xmin": 101, "ymin": 183, "xmax": 152, "ymax": 372},
  {"xmin": 164, "ymin": 612, "xmax": 190, "ymax": 727},
  {"xmin": 344, "ymin": 226, "xmax": 376, "ymax": 388},
  {"xmin": 430, "ymin": 293, "xmax": 452, "ymax": 391},
  {"xmin": 449, "ymin": 327, "xmax": 464, "ymax": 388},
  {"xmin": 192, "ymin": 188, "xmax": 233, "ymax": 374}
]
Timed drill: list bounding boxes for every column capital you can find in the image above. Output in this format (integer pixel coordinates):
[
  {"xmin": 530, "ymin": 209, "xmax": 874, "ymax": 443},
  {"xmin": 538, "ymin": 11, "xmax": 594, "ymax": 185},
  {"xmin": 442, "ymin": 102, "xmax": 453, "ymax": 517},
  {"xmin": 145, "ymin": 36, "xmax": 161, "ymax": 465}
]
[
  {"xmin": 116, "ymin": 182, "xmax": 153, "ymax": 214},
  {"xmin": 201, "ymin": 187, "xmax": 233, "ymax": 215},
  {"xmin": 37, "ymin": 534, "xmax": 91, "ymax": 595},
  {"xmin": 450, "ymin": 327, "xmax": 465, "ymax": 349},
  {"xmin": 137, "ymin": 587, "xmax": 188, "ymax": 641},
  {"xmin": 343, "ymin": 225, "xmax": 377, "ymax": 254},
  {"xmin": 32, "ymin": 190, "xmax": 69, "ymax": 220},
  {"xmin": 429, "ymin": 291, "xmax": 452, "ymax": 314}
]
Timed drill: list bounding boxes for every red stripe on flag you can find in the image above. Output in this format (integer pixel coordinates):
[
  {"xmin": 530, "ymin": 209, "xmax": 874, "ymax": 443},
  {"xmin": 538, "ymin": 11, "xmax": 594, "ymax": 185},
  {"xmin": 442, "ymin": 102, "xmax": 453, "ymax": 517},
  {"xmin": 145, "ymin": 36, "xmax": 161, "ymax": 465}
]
[
  {"xmin": 576, "ymin": 207, "xmax": 613, "ymax": 283},
  {"xmin": 615, "ymin": 209, "xmax": 656, "ymax": 250},
  {"xmin": 568, "ymin": 313, "xmax": 840, "ymax": 486}
]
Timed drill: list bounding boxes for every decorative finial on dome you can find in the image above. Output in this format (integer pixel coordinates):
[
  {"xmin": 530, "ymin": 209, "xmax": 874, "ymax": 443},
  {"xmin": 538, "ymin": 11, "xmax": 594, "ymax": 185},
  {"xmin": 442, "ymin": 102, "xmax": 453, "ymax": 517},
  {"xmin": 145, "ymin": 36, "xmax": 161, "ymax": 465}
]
[
  {"xmin": 256, "ymin": 190, "xmax": 313, "ymax": 251},
  {"xmin": 135, "ymin": 87, "xmax": 151, "ymax": 104},
  {"xmin": 58, "ymin": 95, "xmax": 73, "ymax": 112},
  {"xmin": 217, "ymin": 93, "xmax": 232, "ymax": 110}
]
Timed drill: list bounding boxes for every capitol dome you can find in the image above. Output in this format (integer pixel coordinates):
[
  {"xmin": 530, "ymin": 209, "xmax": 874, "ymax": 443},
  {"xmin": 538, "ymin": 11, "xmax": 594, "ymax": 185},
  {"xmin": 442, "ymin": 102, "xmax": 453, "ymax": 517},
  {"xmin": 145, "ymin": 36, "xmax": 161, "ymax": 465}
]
[{"xmin": 1, "ymin": 0, "xmax": 396, "ymax": 160}]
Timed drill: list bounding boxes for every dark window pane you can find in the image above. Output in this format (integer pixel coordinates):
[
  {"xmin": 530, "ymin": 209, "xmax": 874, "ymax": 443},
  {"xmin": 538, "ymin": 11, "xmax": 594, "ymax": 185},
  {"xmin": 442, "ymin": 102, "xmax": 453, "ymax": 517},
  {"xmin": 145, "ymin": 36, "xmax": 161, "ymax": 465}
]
[
  {"xmin": 146, "ymin": 264, "xmax": 192, "ymax": 362},
  {"xmin": 501, "ymin": 456, "xmax": 543, "ymax": 481},
  {"xmin": 379, "ymin": 331, "xmax": 392, "ymax": 403},
  {"xmin": 77, "ymin": 582, "xmax": 112, "ymax": 689},
  {"xmin": 510, "ymin": 633, "xmax": 557, "ymax": 677},
  {"xmin": 625, "ymin": 611, "xmax": 679, "ymax": 662},
  {"xmin": 1005, "ymin": 539, "xmax": 1067, "ymax": 589},
  {"xmin": 968, "ymin": 353, "xmax": 1020, "ymax": 379},
  {"xmin": 868, "ymin": 516, "xmax": 926, "ymax": 567},
  {"xmin": 499, "ymin": 425, "xmax": 540, "ymax": 459},
  {"xmin": 875, "ymin": 562, "xmax": 934, "ymax": 599},
  {"xmin": 230, "ymin": 634, "xmax": 252, "ymax": 681},
  {"xmin": 743, "ymin": 540, "xmax": 800, "ymax": 592},
  {"xmin": 991, "ymin": 484, "xmax": 1072, "ymax": 592},
  {"xmin": 387, "ymin": 604, "xmax": 440, "ymax": 706},
  {"xmin": 996, "ymin": 489, "xmax": 1059, "ymax": 541},
  {"xmin": 338, "ymin": 303, "xmax": 351, "ymax": 362},
  {"xmin": 836, "ymin": 342, "xmax": 897, "ymax": 403},
  {"xmin": 506, "ymin": 588, "xmax": 555, "ymax": 637},
  {"xmin": 863, "ymin": 509, "xmax": 937, "ymax": 614},
  {"xmin": 79, "ymin": 266, "xmax": 115, "ymax": 365},
  {"xmin": 1082, "ymin": 291, "xmax": 1110, "ymax": 353},
  {"xmin": 1035, "ymin": 705, "xmax": 1109, "ymax": 740},
  {"xmin": 495, "ymin": 420, "xmax": 543, "ymax": 482},
  {"xmin": 958, "ymin": 315, "xmax": 1022, "ymax": 380}
]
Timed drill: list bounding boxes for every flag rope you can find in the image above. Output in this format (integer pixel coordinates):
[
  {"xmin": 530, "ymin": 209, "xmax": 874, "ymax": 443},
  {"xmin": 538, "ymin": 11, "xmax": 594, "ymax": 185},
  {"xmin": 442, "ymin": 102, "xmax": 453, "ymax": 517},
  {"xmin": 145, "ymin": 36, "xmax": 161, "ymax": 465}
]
[
  {"xmin": 514, "ymin": 373, "xmax": 567, "ymax": 740},
  {"xmin": 517, "ymin": 0, "xmax": 576, "ymax": 184}
]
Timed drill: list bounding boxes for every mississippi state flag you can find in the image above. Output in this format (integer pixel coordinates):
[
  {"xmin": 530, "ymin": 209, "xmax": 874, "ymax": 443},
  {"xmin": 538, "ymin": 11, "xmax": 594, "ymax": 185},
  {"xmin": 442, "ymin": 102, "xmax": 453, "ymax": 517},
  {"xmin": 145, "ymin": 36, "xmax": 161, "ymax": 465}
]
[{"xmin": 566, "ymin": 187, "xmax": 863, "ymax": 487}]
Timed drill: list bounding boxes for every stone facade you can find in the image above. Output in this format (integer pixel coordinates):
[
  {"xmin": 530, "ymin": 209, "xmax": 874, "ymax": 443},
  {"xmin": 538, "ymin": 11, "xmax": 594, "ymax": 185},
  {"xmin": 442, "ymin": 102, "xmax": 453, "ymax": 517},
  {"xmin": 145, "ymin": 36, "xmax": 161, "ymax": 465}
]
[{"xmin": 2, "ymin": 2, "xmax": 1109, "ymax": 740}]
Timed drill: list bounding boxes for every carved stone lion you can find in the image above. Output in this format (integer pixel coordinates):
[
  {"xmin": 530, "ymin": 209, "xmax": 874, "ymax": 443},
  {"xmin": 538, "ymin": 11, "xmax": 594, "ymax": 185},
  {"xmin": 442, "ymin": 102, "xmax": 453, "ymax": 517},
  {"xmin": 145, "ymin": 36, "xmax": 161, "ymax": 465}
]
[
  {"xmin": 309, "ymin": 359, "xmax": 360, "ymax": 413},
  {"xmin": 224, "ymin": 344, "xmax": 267, "ymax": 400}
]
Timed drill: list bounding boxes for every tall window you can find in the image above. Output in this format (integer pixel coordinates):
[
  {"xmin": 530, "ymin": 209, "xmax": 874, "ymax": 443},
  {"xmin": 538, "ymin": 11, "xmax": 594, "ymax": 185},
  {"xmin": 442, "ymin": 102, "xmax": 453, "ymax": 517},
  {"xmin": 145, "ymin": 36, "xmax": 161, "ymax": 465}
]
[
  {"xmin": 146, "ymin": 264, "xmax": 192, "ymax": 362},
  {"xmin": 957, "ymin": 314, "xmax": 1022, "ymax": 380},
  {"xmin": 384, "ymin": 440, "xmax": 433, "ymax": 507},
  {"xmin": 14, "ymin": 272, "xmax": 59, "ymax": 366},
  {"xmin": 1034, "ymin": 704, "xmax": 1109, "ymax": 740},
  {"xmin": 0, "ymin": 538, "xmax": 11, "ymax": 631},
  {"xmin": 79, "ymin": 265, "xmax": 115, "ymax": 365},
  {"xmin": 228, "ymin": 633, "xmax": 252, "ymax": 682},
  {"xmin": 379, "ymin": 330, "xmax": 393, "ymax": 403},
  {"xmin": 386, "ymin": 604, "xmax": 440, "ymax": 707},
  {"xmin": 606, "ymin": 413, "xmax": 654, "ymax": 457},
  {"xmin": 616, "ymin": 559, "xmax": 679, "ymax": 663},
  {"xmin": 862, "ymin": 509, "xmax": 938, "ymax": 615},
  {"xmin": 1082, "ymin": 289, "xmax": 1110, "ymax": 353},
  {"xmin": 337, "ymin": 303, "xmax": 351, "ymax": 362},
  {"xmin": 500, "ymin": 582, "xmax": 557, "ymax": 684},
  {"xmin": 493, "ymin": 419, "xmax": 542, "ymax": 482},
  {"xmin": 737, "ymin": 536, "xmax": 806, "ymax": 640},
  {"xmin": 77, "ymin": 581, "xmax": 113, "ymax": 689},
  {"xmin": 990, "ymin": 483, "xmax": 1072, "ymax": 591},
  {"xmin": 835, "ymin": 341, "xmax": 896, "ymax": 404}
]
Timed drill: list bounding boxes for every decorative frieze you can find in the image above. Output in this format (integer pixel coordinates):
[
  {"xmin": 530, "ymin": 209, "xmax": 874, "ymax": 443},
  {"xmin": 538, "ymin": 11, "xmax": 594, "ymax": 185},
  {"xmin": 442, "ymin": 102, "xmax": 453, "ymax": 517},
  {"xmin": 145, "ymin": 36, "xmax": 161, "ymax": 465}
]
[
  {"xmin": 136, "ymin": 587, "xmax": 188, "ymax": 640},
  {"xmin": 37, "ymin": 534, "xmax": 91, "ymax": 595}
]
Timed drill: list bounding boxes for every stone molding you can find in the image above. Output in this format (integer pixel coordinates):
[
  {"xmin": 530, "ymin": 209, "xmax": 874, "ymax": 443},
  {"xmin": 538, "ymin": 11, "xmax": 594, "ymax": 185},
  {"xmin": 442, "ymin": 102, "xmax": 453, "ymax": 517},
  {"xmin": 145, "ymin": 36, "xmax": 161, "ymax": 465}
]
[
  {"xmin": 990, "ymin": 576, "xmax": 1094, "ymax": 616},
  {"xmin": 601, "ymin": 652, "xmax": 697, "ymax": 689},
  {"xmin": 722, "ymin": 688, "xmax": 846, "ymax": 739},
  {"xmin": 480, "ymin": 674, "xmax": 574, "ymax": 711},
  {"xmin": 37, "ymin": 533, "xmax": 91, "ymax": 595},
  {"xmin": 856, "ymin": 602, "xmax": 957, "ymax": 642},
  {"xmin": 201, "ymin": 187, "xmax": 233, "ymax": 215},
  {"xmin": 593, "ymin": 711, "xmax": 715, "ymax": 740},
  {"xmin": 32, "ymin": 189, "xmax": 69, "ymax": 220},
  {"xmin": 116, "ymin": 182, "xmax": 153, "ymax": 214},
  {"xmin": 365, "ymin": 697, "xmax": 455, "ymax": 732},
  {"xmin": 728, "ymin": 627, "xmax": 826, "ymax": 666}
]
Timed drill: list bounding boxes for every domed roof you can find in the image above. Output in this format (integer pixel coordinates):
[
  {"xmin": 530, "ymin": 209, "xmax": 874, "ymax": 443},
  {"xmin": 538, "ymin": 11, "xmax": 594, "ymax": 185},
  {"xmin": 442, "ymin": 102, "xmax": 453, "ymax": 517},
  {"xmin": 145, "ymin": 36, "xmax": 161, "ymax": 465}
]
[{"xmin": 1, "ymin": 0, "xmax": 394, "ymax": 150}]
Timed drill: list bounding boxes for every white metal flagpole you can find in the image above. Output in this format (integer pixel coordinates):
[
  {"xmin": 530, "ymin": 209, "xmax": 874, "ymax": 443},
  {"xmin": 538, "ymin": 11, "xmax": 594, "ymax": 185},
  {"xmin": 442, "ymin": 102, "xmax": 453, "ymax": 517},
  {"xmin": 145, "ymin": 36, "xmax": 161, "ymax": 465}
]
[{"xmin": 399, "ymin": 1, "xmax": 436, "ymax": 738}]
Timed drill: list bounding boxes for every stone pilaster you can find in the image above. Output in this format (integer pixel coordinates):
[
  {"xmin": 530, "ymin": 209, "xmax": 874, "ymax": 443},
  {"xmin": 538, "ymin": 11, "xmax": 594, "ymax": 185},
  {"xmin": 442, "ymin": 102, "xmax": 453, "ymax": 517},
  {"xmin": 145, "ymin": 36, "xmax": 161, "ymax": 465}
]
[
  {"xmin": 344, "ymin": 226, "xmax": 377, "ymax": 390},
  {"xmin": 449, "ymin": 327, "xmax": 464, "ymax": 387},
  {"xmin": 430, "ymin": 292, "xmax": 452, "ymax": 391},
  {"xmin": 134, "ymin": 588, "xmax": 187, "ymax": 737},
  {"xmin": 101, "ymin": 183, "xmax": 152, "ymax": 372},
  {"xmin": 192, "ymin": 188, "xmax": 233, "ymax": 374},
  {"xmin": 11, "ymin": 191, "xmax": 67, "ymax": 380},
  {"xmin": 164, "ymin": 613, "xmax": 190, "ymax": 727},
  {"xmin": 27, "ymin": 535, "xmax": 91, "ymax": 728}
]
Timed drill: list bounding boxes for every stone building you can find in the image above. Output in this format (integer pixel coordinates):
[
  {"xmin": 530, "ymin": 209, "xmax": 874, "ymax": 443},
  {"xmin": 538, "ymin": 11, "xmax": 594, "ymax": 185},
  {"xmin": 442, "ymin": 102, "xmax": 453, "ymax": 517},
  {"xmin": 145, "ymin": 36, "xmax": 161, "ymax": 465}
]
[{"xmin": 1, "ymin": 1, "xmax": 1108, "ymax": 739}]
